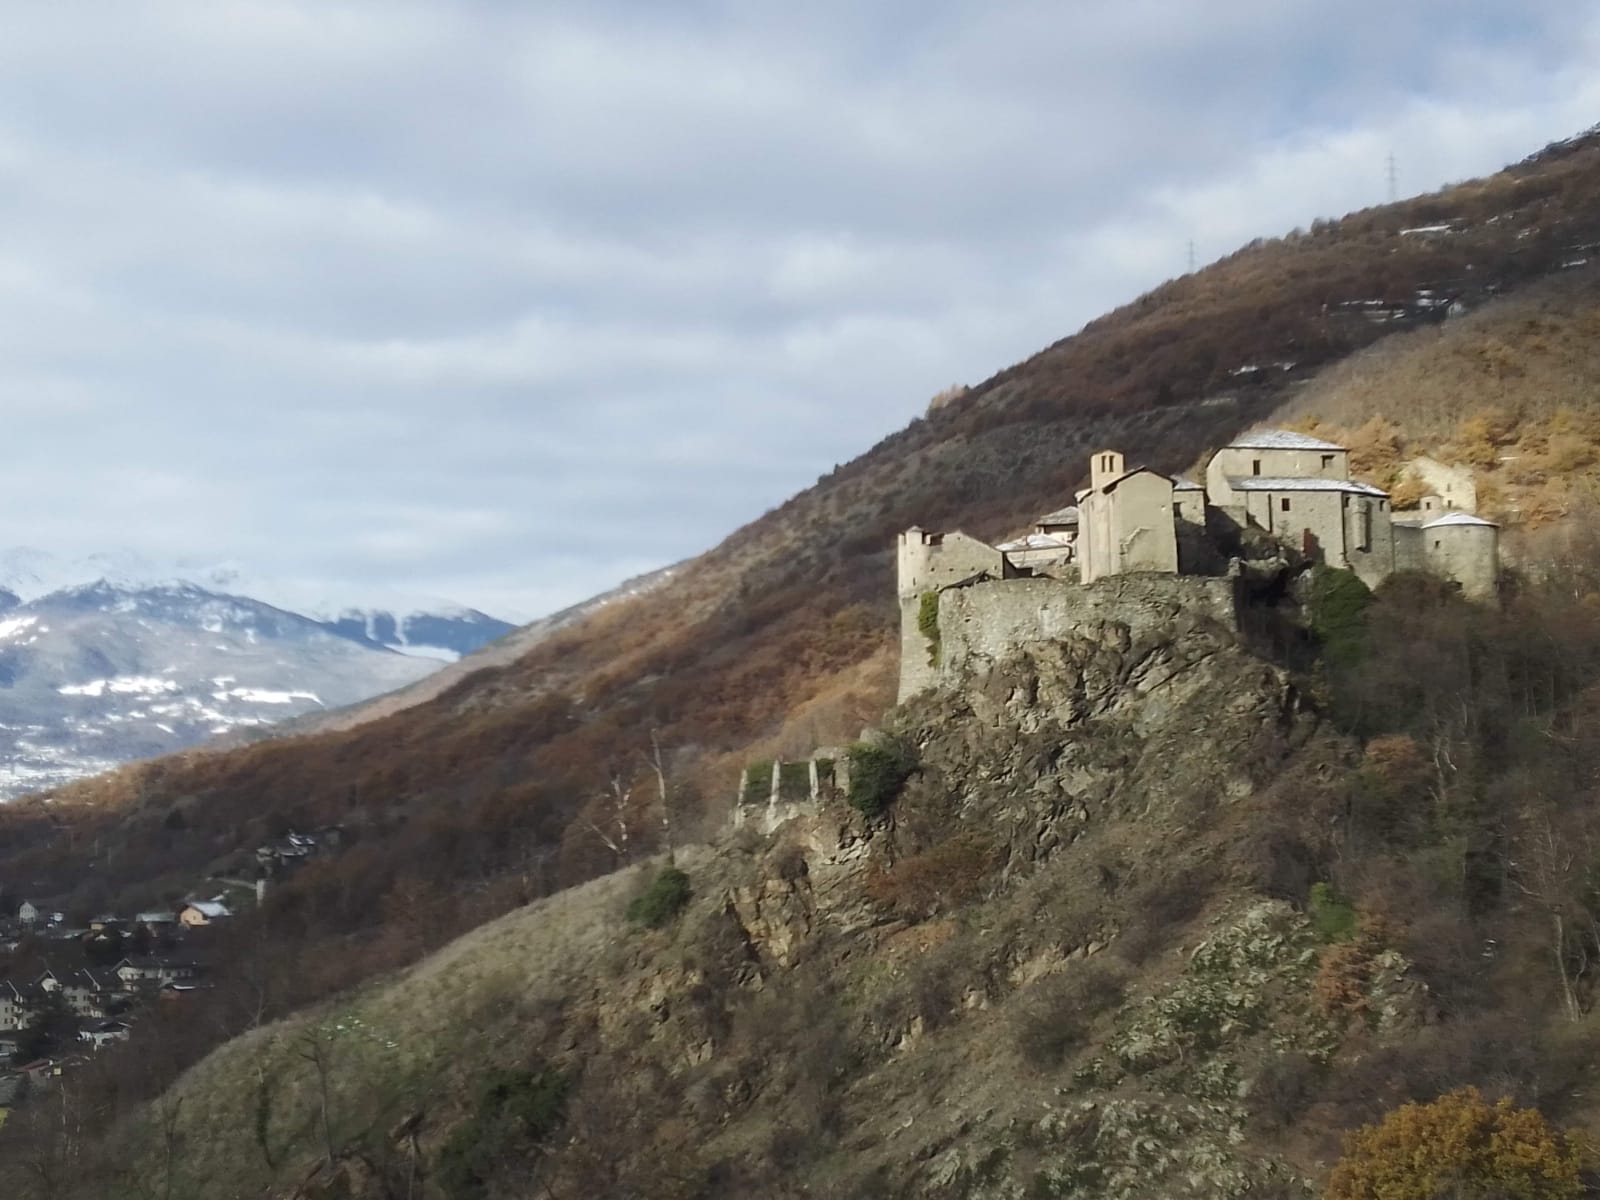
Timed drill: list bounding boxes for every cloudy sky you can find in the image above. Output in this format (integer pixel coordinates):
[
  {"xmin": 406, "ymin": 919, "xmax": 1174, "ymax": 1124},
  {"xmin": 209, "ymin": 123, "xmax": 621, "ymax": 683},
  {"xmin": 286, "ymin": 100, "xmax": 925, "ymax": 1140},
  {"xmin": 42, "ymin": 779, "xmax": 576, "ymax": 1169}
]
[{"xmin": 1, "ymin": 2, "xmax": 1597, "ymax": 620}]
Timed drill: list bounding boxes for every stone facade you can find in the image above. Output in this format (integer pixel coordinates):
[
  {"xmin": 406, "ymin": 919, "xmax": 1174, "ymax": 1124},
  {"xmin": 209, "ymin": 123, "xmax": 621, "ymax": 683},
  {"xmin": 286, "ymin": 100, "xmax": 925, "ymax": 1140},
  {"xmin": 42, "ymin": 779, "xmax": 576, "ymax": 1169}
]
[
  {"xmin": 1417, "ymin": 513, "xmax": 1499, "ymax": 599},
  {"xmin": 937, "ymin": 574, "xmax": 1239, "ymax": 683},
  {"xmin": 897, "ymin": 527, "xmax": 1012, "ymax": 700},
  {"xmin": 1204, "ymin": 431, "xmax": 1349, "ymax": 503},
  {"xmin": 1077, "ymin": 454, "xmax": 1179, "ymax": 584},
  {"xmin": 894, "ymin": 431, "xmax": 1499, "ymax": 701}
]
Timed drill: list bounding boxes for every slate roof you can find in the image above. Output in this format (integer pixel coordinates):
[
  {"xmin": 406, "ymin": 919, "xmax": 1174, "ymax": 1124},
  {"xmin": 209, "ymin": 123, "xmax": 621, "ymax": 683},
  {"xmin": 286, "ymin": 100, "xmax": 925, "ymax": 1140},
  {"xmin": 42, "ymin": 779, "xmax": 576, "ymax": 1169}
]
[
  {"xmin": 1173, "ymin": 477, "xmax": 1204, "ymax": 492},
  {"xmin": 1229, "ymin": 476, "xmax": 1388, "ymax": 496},
  {"xmin": 1422, "ymin": 512, "xmax": 1498, "ymax": 529},
  {"xmin": 997, "ymin": 533, "xmax": 1072, "ymax": 552},
  {"xmin": 1226, "ymin": 429, "xmax": 1347, "ymax": 451},
  {"xmin": 1035, "ymin": 506, "xmax": 1080, "ymax": 526}
]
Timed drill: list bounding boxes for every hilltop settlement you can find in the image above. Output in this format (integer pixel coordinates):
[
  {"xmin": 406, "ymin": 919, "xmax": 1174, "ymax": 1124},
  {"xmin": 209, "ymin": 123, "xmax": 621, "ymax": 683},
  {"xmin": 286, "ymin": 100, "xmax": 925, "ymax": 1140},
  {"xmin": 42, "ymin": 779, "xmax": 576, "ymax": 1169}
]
[{"xmin": 897, "ymin": 429, "xmax": 1498, "ymax": 700}]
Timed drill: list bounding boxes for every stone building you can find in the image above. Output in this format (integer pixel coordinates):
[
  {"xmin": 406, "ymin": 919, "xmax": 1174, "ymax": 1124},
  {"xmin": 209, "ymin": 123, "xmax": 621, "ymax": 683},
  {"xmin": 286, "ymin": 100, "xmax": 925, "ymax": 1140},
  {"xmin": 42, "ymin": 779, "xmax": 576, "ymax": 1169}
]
[
  {"xmin": 1204, "ymin": 429, "xmax": 1350, "ymax": 500},
  {"xmin": 1401, "ymin": 455, "xmax": 1477, "ymax": 513},
  {"xmin": 895, "ymin": 430, "xmax": 1500, "ymax": 701},
  {"xmin": 1075, "ymin": 451, "xmax": 1179, "ymax": 584},
  {"xmin": 1393, "ymin": 511, "xmax": 1500, "ymax": 600},
  {"xmin": 1206, "ymin": 430, "xmax": 1397, "ymax": 588}
]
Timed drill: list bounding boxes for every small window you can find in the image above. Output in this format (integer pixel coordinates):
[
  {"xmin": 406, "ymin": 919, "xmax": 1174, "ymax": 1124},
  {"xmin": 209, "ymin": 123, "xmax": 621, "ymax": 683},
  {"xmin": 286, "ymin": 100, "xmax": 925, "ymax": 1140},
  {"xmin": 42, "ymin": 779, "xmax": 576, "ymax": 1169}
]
[
  {"xmin": 1434, "ymin": 540, "xmax": 1442, "ymax": 550},
  {"xmin": 1279, "ymin": 497, "xmax": 1290, "ymax": 512},
  {"xmin": 1252, "ymin": 459, "xmax": 1262, "ymax": 476},
  {"xmin": 1321, "ymin": 454, "xmax": 1335, "ymax": 469}
]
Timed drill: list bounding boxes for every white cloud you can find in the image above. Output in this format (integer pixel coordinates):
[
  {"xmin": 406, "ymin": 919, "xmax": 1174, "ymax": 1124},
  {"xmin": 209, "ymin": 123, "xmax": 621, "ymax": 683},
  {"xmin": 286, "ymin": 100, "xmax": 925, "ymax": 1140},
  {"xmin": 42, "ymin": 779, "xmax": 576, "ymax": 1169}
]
[{"xmin": 0, "ymin": 2, "xmax": 1594, "ymax": 617}]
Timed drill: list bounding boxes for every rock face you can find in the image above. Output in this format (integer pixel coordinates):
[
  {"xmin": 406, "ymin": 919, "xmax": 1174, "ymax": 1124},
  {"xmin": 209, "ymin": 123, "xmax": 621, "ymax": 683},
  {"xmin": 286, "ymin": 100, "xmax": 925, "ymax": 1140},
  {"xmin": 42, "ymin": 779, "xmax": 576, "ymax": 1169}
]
[
  {"xmin": 89, "ymin": 598, "xmax": 1424, "ymax": 1200},
  {"xmin": 899, "ymin": 610, "xmax": 1307, "ymax": 868}
]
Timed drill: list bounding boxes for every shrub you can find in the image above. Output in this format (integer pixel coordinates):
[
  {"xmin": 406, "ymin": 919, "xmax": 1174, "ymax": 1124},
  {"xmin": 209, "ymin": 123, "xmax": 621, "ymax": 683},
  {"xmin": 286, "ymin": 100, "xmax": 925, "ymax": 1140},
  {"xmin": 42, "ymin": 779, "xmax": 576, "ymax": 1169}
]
[
  {"xmin": 865, "ymin": 833, "xmax": 999, "ymax": 919},
  {"xmin": 436, "ymin": 1066, "xmax": 571, "ymax": 1200},
  {"xmin": 627, "ymin": 867, "xmax": 693, "ymax": 929},
  {"xmin": 1325, "ymin": 1086, "xmax": 1580, "ymax": 1200},
  {"xmin": 742, "ymin": 761, "xmax": 773, "ymax": 806},
  {"xmin": 1013, "ymin": 961, "xmax": 1128, "ymax": 1069},
  {"xmin": 846, "ymin": 740, "xmax": 916, "ymax": 818},
  {"xmin": 917, "ymin": 592, "xmax": 941, "ymax": 666},
  {"xmin": 1309, "ymin": 882, "xmax": 1358, "ymax": 943},
  {"xmin": 1306, "ymin": 566, "xmax": 1372, "ymax": 668},
  {"xmin": 777, "ymin": 761, "xmax": 811, "ymax": 802}
]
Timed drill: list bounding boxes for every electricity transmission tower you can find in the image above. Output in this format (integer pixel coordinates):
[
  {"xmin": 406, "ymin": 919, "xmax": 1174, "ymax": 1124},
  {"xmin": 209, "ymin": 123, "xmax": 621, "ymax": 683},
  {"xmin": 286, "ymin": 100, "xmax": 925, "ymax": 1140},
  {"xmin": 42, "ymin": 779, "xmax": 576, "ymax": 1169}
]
[{"xmin": 1386, "ymin": 153, "xmax": 1398, "ymax": 203}]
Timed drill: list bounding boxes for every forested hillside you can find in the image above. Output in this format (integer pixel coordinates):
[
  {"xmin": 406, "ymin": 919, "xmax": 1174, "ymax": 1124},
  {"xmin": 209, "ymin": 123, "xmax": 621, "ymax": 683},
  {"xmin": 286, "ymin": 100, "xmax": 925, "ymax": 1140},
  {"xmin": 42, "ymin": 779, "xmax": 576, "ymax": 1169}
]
[{"xmin": 6, "ymin": 126, "xmax": 1600, "ymax": 1195}]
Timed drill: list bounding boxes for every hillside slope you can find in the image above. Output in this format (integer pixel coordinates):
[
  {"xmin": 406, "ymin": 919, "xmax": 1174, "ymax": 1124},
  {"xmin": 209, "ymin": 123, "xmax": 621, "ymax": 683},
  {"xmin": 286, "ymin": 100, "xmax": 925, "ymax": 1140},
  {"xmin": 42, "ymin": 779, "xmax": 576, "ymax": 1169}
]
[
  {"xmin": 6, "ymin": 126, "xmax": 1600, "ymax": 1176},
  {"xmin": 29, "ymin": 567, "xmax": 1600, "ymax": 1198}
]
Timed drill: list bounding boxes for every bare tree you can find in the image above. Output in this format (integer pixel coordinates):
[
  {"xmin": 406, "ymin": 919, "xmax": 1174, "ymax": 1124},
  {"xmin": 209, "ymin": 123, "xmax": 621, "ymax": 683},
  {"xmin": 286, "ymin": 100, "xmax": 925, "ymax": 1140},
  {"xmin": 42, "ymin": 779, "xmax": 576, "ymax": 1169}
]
[
  {"xmin": 645, "ymin": 729, "xmax": 675, "ymax": 865},
  {"xmin": 580, "ymin": 774, "xmax": 633, "ymax": 865},
  {"xmin": 295, "ymin": 1027, "xmax": 339, "ymax": 1170}
]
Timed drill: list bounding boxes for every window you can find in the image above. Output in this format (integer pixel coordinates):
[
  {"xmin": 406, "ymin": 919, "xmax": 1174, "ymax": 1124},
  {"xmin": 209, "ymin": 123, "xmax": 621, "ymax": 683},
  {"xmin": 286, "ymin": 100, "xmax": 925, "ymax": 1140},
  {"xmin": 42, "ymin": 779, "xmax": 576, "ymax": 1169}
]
[
  {"xmin": 1279, "ymin": 497, "xmax": 1290, "ymax": 512},
  {"xmin": 1357, "ymin": 502, "xmax": 1372, "ymax": 551},
  {"xmin": 1321, "ymin": 454, "xmax": 1335, "ymax": 469},
  {"xmin": 1252, "ymin": 459, "xmax": 1262, "ymax": 475}
]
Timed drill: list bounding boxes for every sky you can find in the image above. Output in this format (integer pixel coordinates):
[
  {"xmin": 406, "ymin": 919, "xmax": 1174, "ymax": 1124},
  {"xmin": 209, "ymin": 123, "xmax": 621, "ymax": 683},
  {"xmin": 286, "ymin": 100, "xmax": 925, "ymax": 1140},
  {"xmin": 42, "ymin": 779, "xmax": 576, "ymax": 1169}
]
[{"xmin": 1, "ymin": 2, "xmax": 1598, "ymax": 621}]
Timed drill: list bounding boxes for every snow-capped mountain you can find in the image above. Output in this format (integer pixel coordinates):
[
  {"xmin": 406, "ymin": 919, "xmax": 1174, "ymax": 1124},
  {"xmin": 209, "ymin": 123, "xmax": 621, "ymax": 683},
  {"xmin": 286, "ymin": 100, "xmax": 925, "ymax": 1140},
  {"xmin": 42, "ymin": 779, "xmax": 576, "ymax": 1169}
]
[
  {"xmin": 0, "ymin": 580, "xmax": 440, "ymax": 801},
  {"xmin": 315, "ymin": 607, "xmax": 516, "ymax": 662},
  {"xmin": 0, "ymin": 549, "xmax": 515, "ymax": 662}
]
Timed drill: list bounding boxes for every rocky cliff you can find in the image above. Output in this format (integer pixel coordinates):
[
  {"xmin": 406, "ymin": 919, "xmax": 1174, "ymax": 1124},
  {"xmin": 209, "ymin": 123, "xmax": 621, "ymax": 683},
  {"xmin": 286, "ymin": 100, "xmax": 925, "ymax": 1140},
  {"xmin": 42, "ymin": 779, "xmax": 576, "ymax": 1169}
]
[{"xmin": 51, "ymin": 603, "xmax": 1443, "ymax": 1200}]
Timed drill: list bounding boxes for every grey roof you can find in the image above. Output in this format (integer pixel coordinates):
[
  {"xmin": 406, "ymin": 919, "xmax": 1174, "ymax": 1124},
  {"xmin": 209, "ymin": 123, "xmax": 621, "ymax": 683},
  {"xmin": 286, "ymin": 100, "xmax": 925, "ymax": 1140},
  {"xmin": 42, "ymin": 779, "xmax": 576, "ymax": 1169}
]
[
  {"xmin": 1229, "ymin": 476, "xmax": 1388, "ymax": 496},
  {"xmin": 997, "ymin": 533, "xmax": 1071, "ymax": 552},
  {"xmin": 1035, "ymin": 506, "xmax": 1079, "ymax": 526},
  {"xmin": 1173, "ymin": 477, "xmax": 1204, "ymax": 492},
  {"xmin": 1422, "ymin": 512, "xmax": 1497, "ymax": 529},
  {"xmin": 1227, "ymin": 429, "xmax": 1347, "ymax": 451}
]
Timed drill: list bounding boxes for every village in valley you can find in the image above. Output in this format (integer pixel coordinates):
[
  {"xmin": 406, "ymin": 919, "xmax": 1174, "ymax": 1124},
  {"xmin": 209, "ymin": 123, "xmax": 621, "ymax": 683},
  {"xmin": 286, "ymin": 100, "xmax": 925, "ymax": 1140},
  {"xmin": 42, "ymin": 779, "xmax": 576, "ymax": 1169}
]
[{"xmin": 0, "ymin": 826, "xmax": 343, "ymax": 1124}]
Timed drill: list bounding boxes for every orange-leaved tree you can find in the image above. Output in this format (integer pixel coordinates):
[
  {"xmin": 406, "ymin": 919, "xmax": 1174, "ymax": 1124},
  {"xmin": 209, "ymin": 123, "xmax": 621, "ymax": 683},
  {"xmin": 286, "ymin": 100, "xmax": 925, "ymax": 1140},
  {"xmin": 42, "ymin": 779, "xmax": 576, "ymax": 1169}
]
[{"xmin": 1326, "ymin": 1087, "xmax": 1580, "ymax": 1200}]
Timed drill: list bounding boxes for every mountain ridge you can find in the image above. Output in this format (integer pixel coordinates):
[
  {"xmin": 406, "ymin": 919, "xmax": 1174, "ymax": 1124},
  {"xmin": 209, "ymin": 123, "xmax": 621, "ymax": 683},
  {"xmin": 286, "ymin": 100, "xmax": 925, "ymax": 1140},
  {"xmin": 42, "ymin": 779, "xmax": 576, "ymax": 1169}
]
[{"xmin": 8, "ymin": 122, "xmax": 1600, "ymax": 1196}]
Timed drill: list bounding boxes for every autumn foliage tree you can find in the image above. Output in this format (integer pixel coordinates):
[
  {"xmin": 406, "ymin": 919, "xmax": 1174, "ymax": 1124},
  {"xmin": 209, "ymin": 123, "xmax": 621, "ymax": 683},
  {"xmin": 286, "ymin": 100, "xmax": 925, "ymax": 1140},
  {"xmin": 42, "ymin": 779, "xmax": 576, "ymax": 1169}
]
[{"xmin": 1325, "ymin": 1087, "xmax": 1580, "ymax": 1200}]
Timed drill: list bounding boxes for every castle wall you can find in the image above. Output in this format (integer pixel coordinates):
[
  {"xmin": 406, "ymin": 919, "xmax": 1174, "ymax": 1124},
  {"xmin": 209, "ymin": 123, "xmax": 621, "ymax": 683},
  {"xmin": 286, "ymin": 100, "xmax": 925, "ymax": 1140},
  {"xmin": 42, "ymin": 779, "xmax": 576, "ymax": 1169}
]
[
  {"xmin": 898, "ymin": 594, "xmax": 941, "ymax": 701},
  {"xmin": 897, "ymin": 528, "xmax": 1009, "ymax": 701},
  {"xmin": 1341, "ymin": 495, "xmax": 1396, "ymax": 589},
  {"xmin": 935, "ymin": 574, "xmax": 1238, "ymax": 682},
  {"xmin": 1393, "ymin": 523, "xmax": 1426, "ymax": 573}
]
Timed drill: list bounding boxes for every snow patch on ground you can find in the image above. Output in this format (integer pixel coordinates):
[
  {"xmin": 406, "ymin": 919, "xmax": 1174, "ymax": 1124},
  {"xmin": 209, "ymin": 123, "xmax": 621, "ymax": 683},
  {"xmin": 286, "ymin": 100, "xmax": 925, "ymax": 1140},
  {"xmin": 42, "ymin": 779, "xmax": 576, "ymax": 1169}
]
[
  {"xmin": 59, "ymin": 676, "xmax": 183, "ymax": 698},
  {"xmin": 211, "ymin": 687, "xmax": 323, "ymax": 705}
]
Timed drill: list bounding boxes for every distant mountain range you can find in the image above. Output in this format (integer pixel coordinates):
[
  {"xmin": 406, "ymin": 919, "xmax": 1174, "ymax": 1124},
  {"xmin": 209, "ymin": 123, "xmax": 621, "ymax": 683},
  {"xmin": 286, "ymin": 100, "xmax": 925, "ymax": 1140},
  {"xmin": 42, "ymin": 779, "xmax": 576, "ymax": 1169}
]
[
  {"xmin": 0, "ymin": 548, "xmax": 516, "ymax": 663},
  {"xmin": 0, "ymin": 550, "xmax": 518, "ymax": 800}
]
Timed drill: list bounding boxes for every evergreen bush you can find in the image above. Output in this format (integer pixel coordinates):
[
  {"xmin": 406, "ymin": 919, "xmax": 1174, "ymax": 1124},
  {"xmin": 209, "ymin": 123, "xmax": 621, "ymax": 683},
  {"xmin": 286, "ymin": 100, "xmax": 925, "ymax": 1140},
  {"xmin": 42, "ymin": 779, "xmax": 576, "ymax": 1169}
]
[
  {"xmin": 742, "ymin": 761, "xmax": 773, "ymax": 806},
  {"xmin": 1306, "ymin": 566, "xmax": 1373, "ymax": 668},
  {"xmin": 437, "ymin": 1066, "xmax": 570, "ymax": 1200},
  {"xmin": 1308, "ymin": 882, "xmax": 1357, "ymax": 942},
  {"xmin": 846, "ymin": 739, "xmax": 915, "ymax": 817},
  {"xmin": 627, "ymin": 866, "xmax": 692, "ymax": 928}
]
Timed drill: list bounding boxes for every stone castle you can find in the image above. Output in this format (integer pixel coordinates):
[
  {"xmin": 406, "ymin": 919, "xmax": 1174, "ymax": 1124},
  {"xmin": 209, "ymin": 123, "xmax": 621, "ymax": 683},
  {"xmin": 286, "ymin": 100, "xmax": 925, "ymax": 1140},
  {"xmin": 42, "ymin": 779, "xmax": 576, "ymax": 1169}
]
[{"xmin": 898, "ymin": 429, "xmax": 1499, "ymax": 701}]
